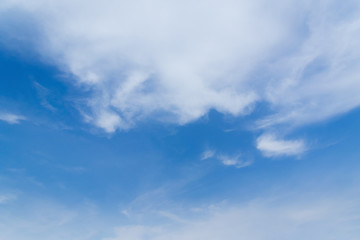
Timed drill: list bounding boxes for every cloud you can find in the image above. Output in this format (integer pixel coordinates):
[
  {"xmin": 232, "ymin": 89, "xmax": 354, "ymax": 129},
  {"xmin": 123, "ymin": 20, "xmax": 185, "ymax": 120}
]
[
  {"xmin": 2, "ymin": 189, "xmax": 358, "ymax": 240},
  {"xmin": 0, "ymin": 113, "xmax": 25, "ymax": 124},
  {"xmin": 33, "ymin": 81, "xmax": 57, "ymax": 112},
  {"xmin": 256, "ymin": 134, "xmax": 306, "ymax": 157},
  {"xmin": 201, "ymin": 149, "xmax": 252, "ymax": 168},
  {"xmin": 217, "ymin": 153, "xmax": 253, "ymax": 168},
  {"xmin": 0, "ymin": 0, "xmax": 360, "ymax": 133},
  {"xmin": 104, "ymin": 196, "xmax": 360, "ymax": 240},
  {"xmin": 0, "ymin": 172, "xmax": 359, "ymax": 240},
  {"xmin": 200, "ymin": 149, "xmax": 216, "ymax": 160}
]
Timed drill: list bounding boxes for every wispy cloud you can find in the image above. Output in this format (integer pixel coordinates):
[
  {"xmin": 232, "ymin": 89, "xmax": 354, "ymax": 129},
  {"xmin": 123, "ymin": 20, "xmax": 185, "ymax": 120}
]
[
  {"xmin": 256, "ymin": 134, "xmax": 306, "ymax": 157},
  {"xmin": 33, "ymin": 81, "xmax": 57, "ymax": 112},
  {"xmin": 217, "ymin": 153, "xmax": 253, "ymax": 168},
  {"xmin": 200, "ymin": 149, "xmax": 216, "ymax": 160},
  {"xmin": 104, "ymin": 196, "xmax": 360, "ymax": 240},
  {"xmin": 0, "ymin": 173, "xmax": 359, "ymax": 240},
  {"xmin": 0, "ymin": 113, "xmax": 25, "ymax": 124},
  {"xmin": 201, "ymin": 149, "xmax": 252, "ymax": 168},
  {"xmin": 0, "ymin": 187, "xmax": 358, "ymax": 240}
]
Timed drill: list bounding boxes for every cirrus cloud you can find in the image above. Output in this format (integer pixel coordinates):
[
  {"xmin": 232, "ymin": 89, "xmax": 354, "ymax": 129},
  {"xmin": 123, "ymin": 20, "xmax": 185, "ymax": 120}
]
[{"xmin": 0, "ymin": 112, "xmax": 25, "ymax": 124}]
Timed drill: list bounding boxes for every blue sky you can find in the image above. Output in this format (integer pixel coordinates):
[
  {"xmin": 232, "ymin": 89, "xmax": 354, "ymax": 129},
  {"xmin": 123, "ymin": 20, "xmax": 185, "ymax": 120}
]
[{"xmin": 1, "ymin": 0, "xmax": 360, "ymax": 239}]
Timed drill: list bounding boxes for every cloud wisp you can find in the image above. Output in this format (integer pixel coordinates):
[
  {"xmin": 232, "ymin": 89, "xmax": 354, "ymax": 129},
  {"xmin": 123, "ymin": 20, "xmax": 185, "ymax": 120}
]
[
  {"xmin": 200, "ymin": 149, "xmax": 216, "ymax": 161},
  {"xmin": 0, "ymin": 112, "xmax": 25, "ymax": 124},
  {"xmin": 201, "ymin": 149, "xmax": 252, "ymax": 168},
  {"xmin": 217, "ymin": 153, "xmax": 253, "ymax": 168}
]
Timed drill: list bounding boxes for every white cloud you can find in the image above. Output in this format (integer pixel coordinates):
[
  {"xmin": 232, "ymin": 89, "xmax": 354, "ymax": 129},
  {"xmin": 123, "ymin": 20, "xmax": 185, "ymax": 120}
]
[
  {"xmin": 0, "ymin": 0, "xmax": 360, "ymax": 132},
  {"xmin": 257, "ymin": 1, "xmax": 360, "ymax": 128},
  {"xmin": 0, "ymin": 113, "xmax": 25, "ymax": 124},
  {"xmin": 256, "ymin": 134, "xmax": 306, "ymax": 157},
  {"xmin": 217, "ymin": 153, "xmax": 253, "ymax": 168},
  {"xmin": 201, "ymin": 149, "xmax": 252, "ymax": 168}
]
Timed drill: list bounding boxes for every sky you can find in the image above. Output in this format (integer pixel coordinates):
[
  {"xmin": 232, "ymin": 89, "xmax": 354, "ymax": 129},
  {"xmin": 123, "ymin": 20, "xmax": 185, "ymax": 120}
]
[{"xmin": 0, "ymin": 0, "xmax": 360, "ymax": 239}]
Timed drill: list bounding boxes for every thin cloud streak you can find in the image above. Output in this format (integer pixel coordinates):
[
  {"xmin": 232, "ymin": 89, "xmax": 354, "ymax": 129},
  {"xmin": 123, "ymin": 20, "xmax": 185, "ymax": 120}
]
[
  {"xmin": 217, "ymin": 153, "xmax": 253, "ymax": 168},
  {"xmin": 0, "ymin": 112, "xmax": 25, "ymax": 124},
  {"xmin": 200, "ymin": 149, "xmax": 216, "ymax": 160},
  {"xmin": 201, "ymin": 149, "xmax": 253, "ymax": 168}
]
